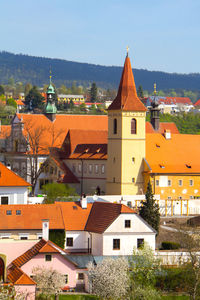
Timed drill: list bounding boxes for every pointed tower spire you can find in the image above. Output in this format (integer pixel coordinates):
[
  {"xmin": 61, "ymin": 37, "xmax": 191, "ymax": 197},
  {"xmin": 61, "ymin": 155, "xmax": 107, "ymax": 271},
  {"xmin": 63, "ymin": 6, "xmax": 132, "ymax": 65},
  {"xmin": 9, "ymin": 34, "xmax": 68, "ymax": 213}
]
[{"xmin": 108, "ymin": 54, "xmax": 147, "ymax": 111}]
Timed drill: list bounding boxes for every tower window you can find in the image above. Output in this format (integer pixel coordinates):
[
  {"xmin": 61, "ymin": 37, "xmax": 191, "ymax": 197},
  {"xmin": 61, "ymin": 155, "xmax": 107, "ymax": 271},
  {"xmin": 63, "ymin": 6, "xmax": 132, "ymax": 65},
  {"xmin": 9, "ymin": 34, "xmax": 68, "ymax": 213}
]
[
  {"xmin": 132, "ymin": 178, "xmax": 135, "ymax": 183},
  {"xmin": 132, "ymin": 157, "xmax": 135, "ymax": 163},
  {"xmin": 131, "ymin": 118, "xmax": 137, "ymax": 134},
  {"xmin": 113, "ymin": 119, "xmax": 117, "ymax": 134}
]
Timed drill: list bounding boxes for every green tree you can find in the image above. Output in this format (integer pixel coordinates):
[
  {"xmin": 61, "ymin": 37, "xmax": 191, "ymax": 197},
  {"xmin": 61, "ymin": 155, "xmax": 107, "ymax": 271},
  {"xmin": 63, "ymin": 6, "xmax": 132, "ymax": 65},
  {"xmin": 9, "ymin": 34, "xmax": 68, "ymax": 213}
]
[
  {"xmin": 7, "ymin": 97, "xmax": 17, "ymax": 109},
  {"xmin": 0, "ymin": 85, "xmax": 5, "ymax": 95},
  {"xmin": 139, "ymin": 181, "xmax": 160, "ymax": 233},
  {"xmin": 24, "ymin": 82, "xmax": 32, "ymax": 96},
  {"xmin": 90, "ymin": 82, "xmax": 98, "ymax": 102},
  {"xmin": 42, "ymin": 182, "xmax": 76, "ymax": 203},
  {"xmin": 137, "ymin": 85, "xmax": 144, "ymax": 98},
  {"xmin": 25, "ymin": 86, "xmax": 44, "ymax": 110},
  {"xmin": 129, "ymin": 243, "xmax": 161, "ymax": 300}
]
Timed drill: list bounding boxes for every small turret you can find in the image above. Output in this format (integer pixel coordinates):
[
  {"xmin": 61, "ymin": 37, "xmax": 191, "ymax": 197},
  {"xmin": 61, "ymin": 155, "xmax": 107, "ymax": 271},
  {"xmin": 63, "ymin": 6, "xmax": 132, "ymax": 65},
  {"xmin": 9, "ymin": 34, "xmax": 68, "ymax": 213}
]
[
  {"xmin": 44, "ymin": 72, "xmax": 57, "ymax": 121},
  {"xmin": 150, "ymin": 83, "xmax": 160, "ymax": 131}
]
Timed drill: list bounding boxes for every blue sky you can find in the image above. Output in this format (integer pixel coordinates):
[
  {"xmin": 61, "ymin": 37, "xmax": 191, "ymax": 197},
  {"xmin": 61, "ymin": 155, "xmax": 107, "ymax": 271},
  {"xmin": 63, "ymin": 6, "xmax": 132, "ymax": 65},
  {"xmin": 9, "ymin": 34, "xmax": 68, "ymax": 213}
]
[{"xmin": 1, "ymin": 0, "xmax": 199, "ymax": 73}]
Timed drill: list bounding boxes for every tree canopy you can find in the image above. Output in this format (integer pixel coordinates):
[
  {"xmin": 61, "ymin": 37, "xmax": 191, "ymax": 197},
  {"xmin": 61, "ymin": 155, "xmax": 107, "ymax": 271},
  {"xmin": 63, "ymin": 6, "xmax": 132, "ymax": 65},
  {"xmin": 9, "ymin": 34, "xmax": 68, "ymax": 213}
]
[
  {"xmin": 25, "ymin": 86, "xmax": 44, "ymax": 111},
  {"xmin": 139, "ymin": 181, "xmax": 160, "ymax": 233},
  {"xmin": 42, "ymin": 182, "xmax": 77, "ymax": 203},
  {"xmin": 90, "ymin": 82, "xmax": 98, "ymax": 102}
]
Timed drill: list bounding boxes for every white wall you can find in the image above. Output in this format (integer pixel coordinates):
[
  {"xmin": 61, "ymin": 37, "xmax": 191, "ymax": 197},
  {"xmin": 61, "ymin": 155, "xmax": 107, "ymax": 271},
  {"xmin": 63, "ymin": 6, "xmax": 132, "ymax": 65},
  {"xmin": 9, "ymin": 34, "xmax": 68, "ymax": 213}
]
[
  {"xmin": 102, "ymin": 214, "xmax": 156, "ymax": 255},
  {"xmin": 65, "ymin": 231, "xmax": 90, "ymax": 251},
  {"xmin": 0, "ymin": 186, "xmax": 28, "ymax": 204},
  {"xmin": 91, "ymin": 233, "xmax": 103, "ymax": 256}
]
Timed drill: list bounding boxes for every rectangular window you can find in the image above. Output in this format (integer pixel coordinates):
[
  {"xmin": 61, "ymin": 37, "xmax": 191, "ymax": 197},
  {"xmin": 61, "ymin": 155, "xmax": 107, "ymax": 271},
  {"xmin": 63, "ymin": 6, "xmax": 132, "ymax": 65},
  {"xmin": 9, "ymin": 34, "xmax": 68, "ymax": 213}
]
[
  {"xmin": 45, "ymin": 254, "xmax": 52, "ymax": 261},
  {"xmin": 95, "ymin": 165, "xmax": 99, "ymax": 174},
  {"xmin": 132, "ymin": 157, "xmax": 135, "ymax": 163},
  {"xmin": 89, "ymin": 164, "xmax": 92, "ymax": 173},
  {"xmin": 113, "ymin": 239, "xmax": 120, "ymax": 250},
  {"xmin": 16, "ymin": 210, "xmax": 21, "ymax": 215},
  {"xmin": 6, "ymin": 210, "xmax": 12, "ymax": 215},
  {"xmin": 101, "ymin": 165, "xmax": 105, "ymax": 174},
  {"xmin": 67, "ymin": 237, "xmax": 73, "ymax": 247},
  {"xmin": 132, "ymin": 178, "xmax": 135, "ymax": 183},
  {"xmin": 20, "ymin": 236, "xmax": 28, "ymax": 240},
  {"xmin": 78, "ymin": 273, "xmax": 84, "ymax": 280},
  {"xmin": 190, "ymin": 195, "xmax": 194, "ymax": 199},
  {"xmin": 127, "ymin": 201, "xmax": 132, "ymax": 208},
  {"xmin": 168, "ymin": 180, "xmax": 172, "ymax": 187},
  {"xmin": 178, "ymin": 179, "xmax": 183, "ymax": 186},
  {"xmin": 1, "ymin": 196, "xmax": 8, "ymax": 205},
  {"xmin": 78, "ymin": 163, "xmax": 82, "ymax": 173},
  {"xmin": 137, "ymin": 238, "xmax": 144, "ymax": 249},
  {"xmin": 189, "ymin": 180, "xmax": 193, "ymax": 186},
  {"xmin": 168, "ymin": 196, "xmax": 172, "ymax": 200},
  {"xmin": 156, "ymin": 180, "xmax": 159, "ymax": 186},
  {"xmin": 178, "ymin": 196, "xmax": 182, "ymax": 200},
  {"xmin": 125, "ymin": 220, "xmax": 131, "ymax": 228},
  {"xmin": 64, "ymin": 274, "xmax": 68, "ymax": 284}
]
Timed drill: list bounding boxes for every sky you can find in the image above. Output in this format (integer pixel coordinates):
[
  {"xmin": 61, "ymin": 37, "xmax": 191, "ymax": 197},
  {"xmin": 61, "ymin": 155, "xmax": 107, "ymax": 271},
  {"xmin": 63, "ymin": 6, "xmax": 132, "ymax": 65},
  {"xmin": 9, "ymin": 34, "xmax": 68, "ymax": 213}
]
[{"xmin": 1, "ymin": 0, "xmax": 200, "ymax": 74}]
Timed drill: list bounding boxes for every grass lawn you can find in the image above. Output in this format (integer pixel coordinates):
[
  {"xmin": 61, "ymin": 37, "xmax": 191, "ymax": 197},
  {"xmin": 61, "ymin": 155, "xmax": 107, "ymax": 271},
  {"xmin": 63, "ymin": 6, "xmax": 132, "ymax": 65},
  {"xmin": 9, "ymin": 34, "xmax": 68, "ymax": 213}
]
[
  {"xmin": 161, "ymin": 295, "xmax": 189, "ymax": 300},
  {"xmin": 59, "ymin": 295, "xmax": 98, "ymax": 300}
]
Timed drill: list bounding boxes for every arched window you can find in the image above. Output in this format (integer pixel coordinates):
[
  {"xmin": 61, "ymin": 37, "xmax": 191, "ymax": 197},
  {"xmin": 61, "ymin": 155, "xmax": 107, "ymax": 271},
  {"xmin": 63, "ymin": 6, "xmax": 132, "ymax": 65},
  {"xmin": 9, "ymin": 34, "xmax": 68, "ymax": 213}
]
[
  {"xmin": 131, "ymin": 118, "xmax": 137, "ymax": 134},
  {"xmin": 0, "ymin": 257, "xmax": 5, "ymax": 282},
  {"xmin": 113, "ymin": 118, "xmax": 117, "ymax": 134}
]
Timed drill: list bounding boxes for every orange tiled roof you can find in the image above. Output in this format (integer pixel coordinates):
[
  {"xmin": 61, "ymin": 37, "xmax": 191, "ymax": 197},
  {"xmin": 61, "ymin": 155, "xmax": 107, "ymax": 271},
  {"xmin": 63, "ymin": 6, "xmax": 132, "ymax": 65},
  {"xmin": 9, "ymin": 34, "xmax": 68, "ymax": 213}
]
[
  {"xmin": 194, "ymin": 99, "xmax": 200, "ymax": 106},
  {"xmin": 61, "ymin": 129, "xmax": 108, "ymax": 157},
  {"xmin": 146, "ymin": 133, "xmax": 200, "ymax": 173},
  {"xmin": 85, "ymin": 202, "xmax": 135, "ymax": 233},
  {"xmin": 146, "ymin": 122, "xmax": 179, "ymax": 134},
  {"xmin": 108, "ymin": 55, "xmax": 147, "ymax": 112},
  {"xmin": 15, "ymin": 100, "xmax": 25, "ymax": 106},
  {"xmin": 0, "ymin": 162, "xmax": 30, "ymax": 187},
  {"xmin": 0, "ymin": 204, "xmax": 64, "ymax": 230},
  {"xmin": 15, "ymin": 114, "xmax": 107, "ymax": 155},
  {"xmin": 7, "ymin": 265, "xmax": 36, "ymax": 285},
  {"xmin": 0, "ymin": 125, "xmax": 11, "ymax": 139},
  {"xmin": 39, "ymin": 243, "xmax": 60, "ymax": 253},
  {"xmin": 56, "ymin": 202, "xmax": 93, "ymax": 231},
  {"xmin": 69, "ymin": 144, "xmax": 107, "ymax": 160}
]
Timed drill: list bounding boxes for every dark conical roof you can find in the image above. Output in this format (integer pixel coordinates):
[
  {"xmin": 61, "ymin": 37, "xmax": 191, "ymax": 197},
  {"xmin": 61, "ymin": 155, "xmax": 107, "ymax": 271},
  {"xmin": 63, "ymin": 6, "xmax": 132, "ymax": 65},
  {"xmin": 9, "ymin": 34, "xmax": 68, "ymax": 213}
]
[{"xmin": 108, "ymin": 55, "xmax": 147, "ymax": 112}]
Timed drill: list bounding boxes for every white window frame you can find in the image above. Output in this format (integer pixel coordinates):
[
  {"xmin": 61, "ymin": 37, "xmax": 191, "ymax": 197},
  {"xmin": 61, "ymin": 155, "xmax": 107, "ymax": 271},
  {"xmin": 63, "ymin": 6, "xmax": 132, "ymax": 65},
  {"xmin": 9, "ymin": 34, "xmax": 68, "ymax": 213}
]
[
  {"xmin": 95, "ymin": 164, "xmax": 99, "ymax": 174},
  {"xmin": 101, "ymin": 165, "xmax": 105, "ymax": 174},
  {"xmin": 0, "ymin": 233, "xmax": 11, "ymax": 239},
  {"xmin": 37, "ymin": 233, "xmax": 42, "ymax": 239},
  {"xmin": 19, "ymin": 233, "xmax": 29, "ymax": 240}
]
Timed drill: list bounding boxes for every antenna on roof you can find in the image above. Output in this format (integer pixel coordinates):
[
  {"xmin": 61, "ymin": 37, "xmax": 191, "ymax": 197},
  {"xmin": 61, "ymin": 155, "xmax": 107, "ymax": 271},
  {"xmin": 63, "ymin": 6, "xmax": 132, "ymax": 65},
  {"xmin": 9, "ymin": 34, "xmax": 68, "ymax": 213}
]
[{"xmin": 49, "ymin": 67, "xmax": 52, "ymax": 84}]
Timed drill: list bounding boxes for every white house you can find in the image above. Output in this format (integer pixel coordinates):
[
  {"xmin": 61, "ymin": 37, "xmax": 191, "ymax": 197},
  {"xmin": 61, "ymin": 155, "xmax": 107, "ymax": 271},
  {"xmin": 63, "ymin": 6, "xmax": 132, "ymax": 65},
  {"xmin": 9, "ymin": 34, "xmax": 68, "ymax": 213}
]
[{"xmin": 0, "ymin": 162, "xmax": 30, "ymax": 205}]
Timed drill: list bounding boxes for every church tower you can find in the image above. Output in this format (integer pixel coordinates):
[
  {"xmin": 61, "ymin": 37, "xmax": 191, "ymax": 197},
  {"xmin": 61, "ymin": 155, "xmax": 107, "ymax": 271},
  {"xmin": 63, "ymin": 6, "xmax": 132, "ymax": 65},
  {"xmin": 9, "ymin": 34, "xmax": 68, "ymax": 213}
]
[
  {"xmin": 106, "ymin": 52, "xmax": 147, "ymax": 195},
  {"xmin": 44, "ymin": 73, "xmax": 57, "ymax": 121}
]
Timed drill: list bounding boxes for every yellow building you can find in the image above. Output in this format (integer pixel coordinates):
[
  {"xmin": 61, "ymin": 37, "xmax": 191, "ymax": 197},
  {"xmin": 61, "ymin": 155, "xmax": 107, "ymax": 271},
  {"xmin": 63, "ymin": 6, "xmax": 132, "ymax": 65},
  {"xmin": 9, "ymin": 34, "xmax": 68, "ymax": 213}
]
[{"xmin": 106, "ymin": 53, "xmax": 147, "ymax": 195}]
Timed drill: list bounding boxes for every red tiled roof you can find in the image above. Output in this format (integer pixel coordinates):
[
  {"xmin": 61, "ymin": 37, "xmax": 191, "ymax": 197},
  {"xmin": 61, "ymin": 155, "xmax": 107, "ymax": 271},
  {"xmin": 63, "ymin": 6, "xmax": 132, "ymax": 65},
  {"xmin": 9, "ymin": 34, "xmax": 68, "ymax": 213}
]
[
  {"xmin": 7, "ymin": 265, "xmax": 36, "ymax": 285},
  {"xmin": 108, "ymin": 55, "xmax": 147, "ymax": 112},
  {"xmin": 146, "ymin": 133, "xmax": 200, "ymax": 173},
  {"xmin": 194, "ymin": 99, "xmax": 200, "ymax": 106},
  {"xmin": 146, "ymin": 122, "xmax": 179, "ymax": 134},
  {"xmin": 0, "ymin": 204, "xmax": 64, "ymax": 230},
  {"xmin": 61, "ymin": 129, "xmax": 108, "ymax": 157},
  {"xmin": 56, "ymin": 202, "xmax": 93, "ymax": 231},
  {"xmin": 0, "ymin": 162, "xmax": 30, "ymax": 187},
  {"xmin": 69, "ymin": 144, "xmax": 107, "ymax": 160},
  {"xmin": 15, "ymin": 114, "xmax": 107, "ymax": 155},
  {"xmin": 85, "ymin": 202, "xmax": 135, "ymax": 233}
]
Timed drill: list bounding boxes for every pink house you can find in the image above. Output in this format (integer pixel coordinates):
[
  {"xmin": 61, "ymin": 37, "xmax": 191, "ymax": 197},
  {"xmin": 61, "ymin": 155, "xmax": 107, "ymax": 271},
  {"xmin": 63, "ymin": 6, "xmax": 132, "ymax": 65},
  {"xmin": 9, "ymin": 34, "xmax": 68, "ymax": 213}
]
[{"xmin": 7, "ymin": 239, "xmax": 81, "ymax": 299}]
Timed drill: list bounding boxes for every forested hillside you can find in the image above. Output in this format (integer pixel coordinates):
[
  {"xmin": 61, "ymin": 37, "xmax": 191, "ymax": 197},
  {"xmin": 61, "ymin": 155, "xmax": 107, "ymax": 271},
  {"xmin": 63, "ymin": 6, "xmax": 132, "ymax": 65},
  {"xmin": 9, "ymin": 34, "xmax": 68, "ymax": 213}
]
[{"xmin": 0, "ymin": 51, "xmax": 200, "ymax": 91}]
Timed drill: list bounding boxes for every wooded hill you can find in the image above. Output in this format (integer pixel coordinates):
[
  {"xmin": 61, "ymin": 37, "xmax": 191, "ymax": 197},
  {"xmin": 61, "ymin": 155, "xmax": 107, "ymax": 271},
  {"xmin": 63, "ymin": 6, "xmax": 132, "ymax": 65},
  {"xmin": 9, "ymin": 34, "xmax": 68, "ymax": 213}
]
[{"xmin": 0, "ymin": 51, "xmax": 200, "ymax": 91}]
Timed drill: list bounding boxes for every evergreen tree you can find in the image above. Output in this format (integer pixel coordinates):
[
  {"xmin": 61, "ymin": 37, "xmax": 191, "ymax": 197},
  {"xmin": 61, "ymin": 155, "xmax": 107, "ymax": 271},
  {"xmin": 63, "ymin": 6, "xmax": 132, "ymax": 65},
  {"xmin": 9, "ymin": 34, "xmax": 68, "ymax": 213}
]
[
  {"xmin": 25, "ymin": 86, "xmax": 44, "ymax": 111},
  {"xmin": 90, "ymin": 82, "xmax": 98, "ymax": 102},
  {"xmin": 137, "ymin": 85, "xmax": 144, "ymax": 98},
  {"xmin": 0, "ymin": 85, "xmax": 5, "ymax": 95},
  {"xmin": 139, "ymin": 181, "xmax": 160, "ymax": 233}
]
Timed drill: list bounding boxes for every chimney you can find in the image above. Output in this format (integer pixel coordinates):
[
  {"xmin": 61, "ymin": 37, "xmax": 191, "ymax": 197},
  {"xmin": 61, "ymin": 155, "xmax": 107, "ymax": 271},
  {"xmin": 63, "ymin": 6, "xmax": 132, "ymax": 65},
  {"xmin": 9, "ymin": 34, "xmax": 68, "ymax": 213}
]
[
  {"xmin": 80, "ymin": 194, "xmax": 87, "ymax": 209},
  {"xmin": 42, "ymin": 219, "xmax": 49, "ymax": 240},
  {"xmin": 164, "ymin": 129, "xmax": 171, "ymax": 140},
  {"xmin": 150, "ymin": 101, "xmax": 160, "ymax": 131}
]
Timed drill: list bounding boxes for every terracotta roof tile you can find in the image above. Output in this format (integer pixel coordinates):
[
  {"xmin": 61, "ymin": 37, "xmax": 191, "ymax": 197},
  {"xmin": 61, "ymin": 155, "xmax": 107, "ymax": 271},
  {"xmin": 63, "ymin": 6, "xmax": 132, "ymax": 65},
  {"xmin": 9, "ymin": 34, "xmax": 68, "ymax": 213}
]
[
  {"xmin": 39, "ymin": 243, "xmax": 60, "ymax": 253},
  {"xmin": 0, "ymin": 125, "xmax": 11, "ymax": 139},
  {"xmin": 194, "ymin": 99, "xmax": 200, "ymax": 106},
  {"xmin": 108, "ymin": 56, "xmax": 147, "ymax": 112},
  {"xmin": 15, "ymin": 114, "xmax": 107, "ymax": 155},
  {"xmin": 7, "ymin": 266, "xmax": 36, "ymax": 285},
  {"xmin": 56, "ymin": 202, "xmax": 93, "ymax": 231},
  {"xmin": 69, "ymin": 144, "xmax": 107, "ymax": 160},
  {"xmin": 85, "ymin": 202, "xmax": 135, "ymax": 233},
  {"xmin": 0, "ymin": 162, "xmax": 30, "ymax": 187},
  {"xmin": 146, "ymin": 122, "xmax": 179, "ymax": 134},
  {"xmin": 0, "ymin": 204, "xmax": 64, "ymax": 230},
  {"xmin": 146, "ymin": 133, "xmax": 200, "ymax": 173}
]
